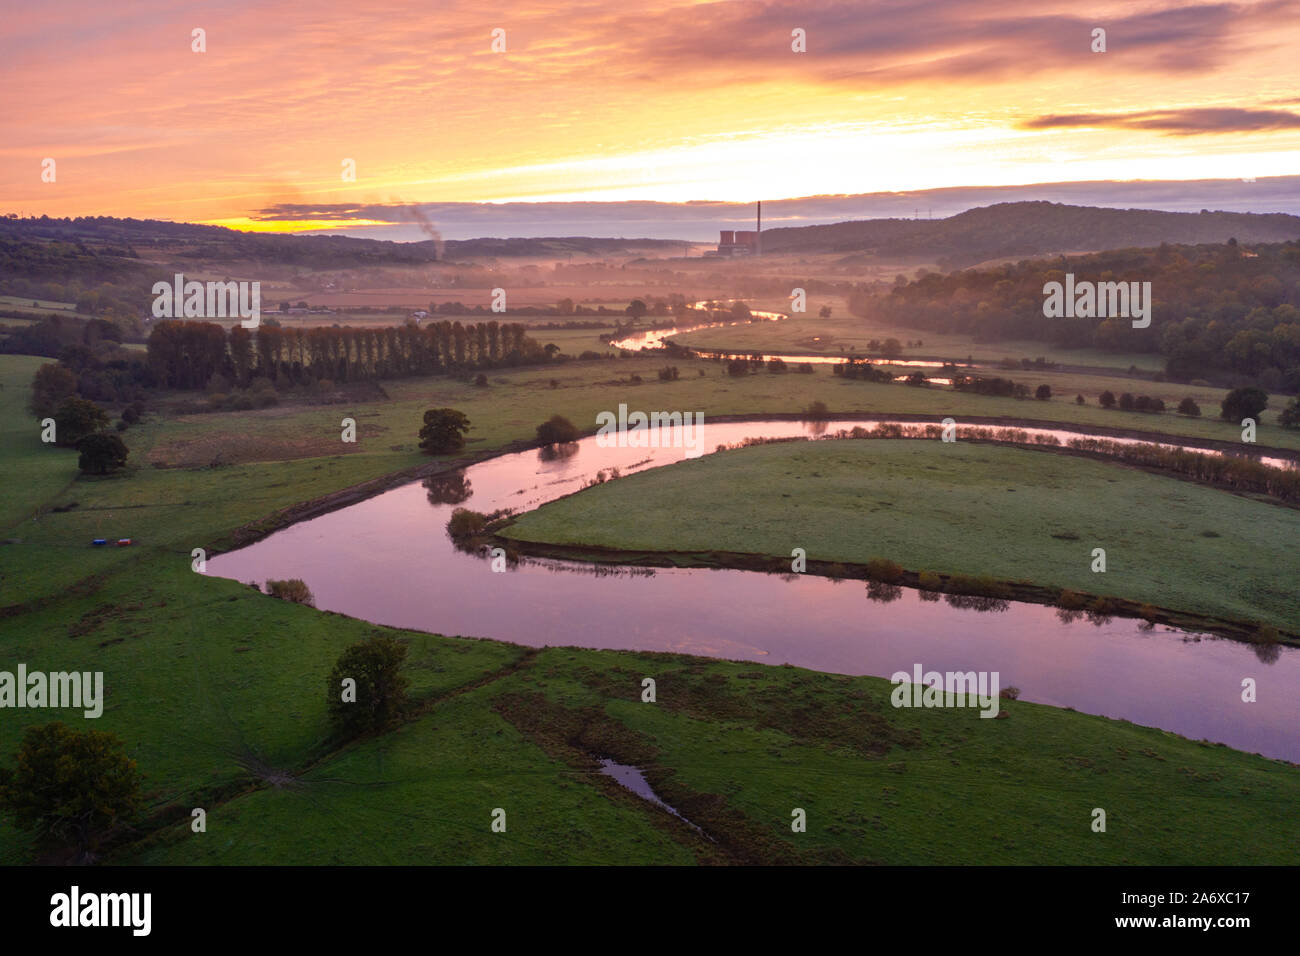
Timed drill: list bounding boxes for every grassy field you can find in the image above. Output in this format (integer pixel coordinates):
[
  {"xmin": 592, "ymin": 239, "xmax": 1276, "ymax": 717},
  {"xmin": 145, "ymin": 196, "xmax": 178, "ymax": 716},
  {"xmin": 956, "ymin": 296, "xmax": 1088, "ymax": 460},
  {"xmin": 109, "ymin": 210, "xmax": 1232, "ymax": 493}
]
[
  {"xmin": 502, "ymin": 439, "xmax": 1300, "ymax": 631},
  {"xmin": 0, "ymin": 295, "xmax": 78, "ymax": 317},
  {"xmin": 674, "ymin": 302, "xmax": 1169, "ymax": 373},
  {"xmin": 3, "ymin": 352, "xmax": 1300, "ymax": 865}
]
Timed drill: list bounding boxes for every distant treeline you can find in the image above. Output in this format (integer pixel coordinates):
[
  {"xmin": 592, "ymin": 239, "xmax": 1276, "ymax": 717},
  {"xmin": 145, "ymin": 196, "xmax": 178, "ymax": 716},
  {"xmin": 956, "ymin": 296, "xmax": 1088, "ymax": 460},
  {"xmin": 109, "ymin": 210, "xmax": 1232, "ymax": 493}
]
[
  {"xmin": 146, "ymin": 319, "xmax": 546, "ymax": 389},
  {"xmin": 851, "ymin": 240, "xmax": 1300, "ymax": 390}
]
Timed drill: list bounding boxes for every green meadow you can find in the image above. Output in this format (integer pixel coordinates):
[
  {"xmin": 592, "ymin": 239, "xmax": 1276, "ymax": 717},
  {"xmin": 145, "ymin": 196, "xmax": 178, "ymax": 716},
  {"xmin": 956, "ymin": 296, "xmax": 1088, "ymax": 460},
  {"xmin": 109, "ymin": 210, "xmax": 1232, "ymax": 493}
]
[{"xmin": 2, "ymin": 352, "xmax": 1298, "ymax": 865}]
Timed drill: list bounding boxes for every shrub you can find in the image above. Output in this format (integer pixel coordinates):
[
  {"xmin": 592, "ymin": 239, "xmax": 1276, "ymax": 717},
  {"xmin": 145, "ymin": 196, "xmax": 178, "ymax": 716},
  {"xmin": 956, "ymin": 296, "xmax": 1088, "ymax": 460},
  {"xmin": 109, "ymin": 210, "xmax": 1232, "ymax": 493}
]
[
  {"xmin": 114, "ymin": 419, "xmax": 128, "ymax": 432},
  {"xmin": 805, "ymin": 400, "xmax": 830, "ymax": 419},
  {"xmin": 1035, "ymin": 384, "xmax": 1051, "ymax": 400},
  {"xmin": 865, "ymin": 558, "xmax": 903, "ymax": 583},
  {"xmin": 1277, "ymin": 397, "xmax": 1300, "ymax": 429},
  {"xmin": 917, "ymin": 571, "xmax": 943, "ymax": 591},
  {"xmin": 727, "ymin": 358, "xmax": 749, "ymax": 377},
  {"xmin": 1075, "ymin": 394, "xmax": 1085, "ymax": 405},
  {"xmin": 232, "ymin": 393, "xmax": 255, "ymax": 411},
  {"xmin": 266, "ymin": 578, "xmax": 315, "ymax": 606},
  {"xmin": 536, "ymin": 414, "xmax": 579, "ymax": 445},
  {"xmin": 1058, "ymin": 589, "xmax": 1088, "ymax": 610},
  {"xmin": 446, "ymin": 508, "xmax": 488, "ymax": 539},
  {"xmin": 474, "ymin": 373, "xmax": 489, "ymax": 387},
  {"xmin": 1177, "ymin": 397, "xmax": 1201, "ymax": 417},
  {"xmin": 1118, "ymin": 392, "xmax": 1135, "ymax": 411},
  {"xmin": 1089, "ymin": 596, "xmax": 1121, "ymax": 615}
]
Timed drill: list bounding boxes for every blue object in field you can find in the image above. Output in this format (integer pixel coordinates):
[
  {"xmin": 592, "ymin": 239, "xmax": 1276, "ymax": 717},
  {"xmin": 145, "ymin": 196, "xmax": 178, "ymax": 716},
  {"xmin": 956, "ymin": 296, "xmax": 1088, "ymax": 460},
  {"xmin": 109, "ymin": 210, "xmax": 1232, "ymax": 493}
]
[{"xmin": 92, "ymin": 538, "xmax": 107, "ymax": 546}]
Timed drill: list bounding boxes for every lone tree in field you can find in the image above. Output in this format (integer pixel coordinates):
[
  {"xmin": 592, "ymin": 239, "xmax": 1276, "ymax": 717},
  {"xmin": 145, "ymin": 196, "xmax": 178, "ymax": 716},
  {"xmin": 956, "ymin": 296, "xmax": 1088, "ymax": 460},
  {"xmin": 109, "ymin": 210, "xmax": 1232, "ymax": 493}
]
[
  {"xmin": 52, "ymin": 397, "xmax": 109, "ymax": 448},
  {"xmin": 1035, "ymin": 384, "xmax": 1052, "ymax": 400},
  {"xmin": 1099, "ymin": 390, "xmax": 1116, "ymax": 408},
  {"xmin": 1177, "ymin": 397, "xmax": 1201, "ymax": 417},
  {"xmin": 418, "ymin": 408, "xmax": 471, "ymax": 455},
  {"xmin": 327, "ymin": 635, "xmax": 411, "ymax": 737},
  {"xmin": 1220, "ymin": 387, "xmax": 1268, "ymax": 423},
  {"xmin": 536, "ymin": 414, "xmax": 579, "ymax": 445},
  {"xmin": 0, "ymin": 722, "xmax": 142, "ymax": 861},
  {"xmin": 625, "ymin": 299, "xmax": 648, "ymax": 321},
  {"xmin": 76, "ymin": 432, "xmax": 129, "ymax": 475}
]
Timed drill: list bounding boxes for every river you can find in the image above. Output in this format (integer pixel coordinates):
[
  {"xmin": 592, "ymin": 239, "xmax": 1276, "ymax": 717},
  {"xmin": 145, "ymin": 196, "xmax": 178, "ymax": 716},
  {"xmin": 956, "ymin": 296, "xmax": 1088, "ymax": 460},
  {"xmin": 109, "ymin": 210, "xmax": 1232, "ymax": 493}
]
[{"xmin": 208, "ymin": 418, "xmax": 1300, "ymax": 762}]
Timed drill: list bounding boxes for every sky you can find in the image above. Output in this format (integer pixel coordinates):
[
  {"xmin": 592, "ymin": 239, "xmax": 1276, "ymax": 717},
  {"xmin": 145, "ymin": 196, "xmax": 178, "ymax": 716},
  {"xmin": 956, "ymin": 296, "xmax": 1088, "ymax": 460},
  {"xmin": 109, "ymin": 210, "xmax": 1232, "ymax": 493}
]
[{"xmin": 3, "ymin": 0, "xmax": 1300, "ymax": 237}]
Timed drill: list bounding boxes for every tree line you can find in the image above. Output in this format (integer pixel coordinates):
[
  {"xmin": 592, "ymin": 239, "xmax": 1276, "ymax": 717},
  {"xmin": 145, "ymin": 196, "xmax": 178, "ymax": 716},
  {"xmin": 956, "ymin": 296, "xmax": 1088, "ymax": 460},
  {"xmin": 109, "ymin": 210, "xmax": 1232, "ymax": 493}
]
[
  {"xmin": 849, "ymin": 240, "xmax": 1300, "ymax": 391},
  {"xmin": 146, "ymin": 319, "xmax": 546, "ymax": 389}
]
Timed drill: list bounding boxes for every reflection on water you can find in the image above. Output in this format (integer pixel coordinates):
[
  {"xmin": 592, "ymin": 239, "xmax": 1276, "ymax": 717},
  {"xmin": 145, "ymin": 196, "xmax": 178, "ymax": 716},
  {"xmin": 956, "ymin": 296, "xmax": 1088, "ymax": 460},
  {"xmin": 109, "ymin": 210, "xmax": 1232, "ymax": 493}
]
[
  {"xmin": 424, "ymin": 470, "xmax": 472, "ymax": 505},
  {"xmin": 209, "ymin": 419, "xmax": 1300, "ymax": 761}
]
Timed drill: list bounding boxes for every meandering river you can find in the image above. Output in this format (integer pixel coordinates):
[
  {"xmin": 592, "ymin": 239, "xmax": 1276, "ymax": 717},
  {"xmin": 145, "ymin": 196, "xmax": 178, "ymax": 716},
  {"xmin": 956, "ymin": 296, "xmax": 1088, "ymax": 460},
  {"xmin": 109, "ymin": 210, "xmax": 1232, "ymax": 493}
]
[{"xmin": 209, "ymin": 418, "xmax": 1300, "ymax": 762}]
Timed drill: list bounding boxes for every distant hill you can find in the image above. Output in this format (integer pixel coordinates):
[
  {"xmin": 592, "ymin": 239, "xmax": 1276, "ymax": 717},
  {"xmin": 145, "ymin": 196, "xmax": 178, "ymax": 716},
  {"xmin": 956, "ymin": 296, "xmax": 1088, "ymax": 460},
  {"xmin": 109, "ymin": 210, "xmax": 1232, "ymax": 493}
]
[
  {"xmin": 761, "ymin": 202, "xmax": 1300, "ymax": 268},
  {"xmin": 0, "ymin": 216, "xmax": 683, "ymax": 265}
]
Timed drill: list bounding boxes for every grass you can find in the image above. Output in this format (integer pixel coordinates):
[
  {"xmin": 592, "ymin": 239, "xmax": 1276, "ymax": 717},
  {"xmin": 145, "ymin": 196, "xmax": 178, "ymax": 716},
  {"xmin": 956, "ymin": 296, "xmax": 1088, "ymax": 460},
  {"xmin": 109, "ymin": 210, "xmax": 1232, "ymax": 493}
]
[
  {"xmin": 128, "ymin": 648, "xmax": 1300, "ymax": 865},
  {"xmin": 501, "ymin": 439, "xmax": 1300, "ymax": 631},
  {"xmin": 673, "ymin": 301, "xmax": 1168, "ymax": 373},
  {"xmin": 3, "ymin": 351, "xmax": 1300, "ymax": 865}
]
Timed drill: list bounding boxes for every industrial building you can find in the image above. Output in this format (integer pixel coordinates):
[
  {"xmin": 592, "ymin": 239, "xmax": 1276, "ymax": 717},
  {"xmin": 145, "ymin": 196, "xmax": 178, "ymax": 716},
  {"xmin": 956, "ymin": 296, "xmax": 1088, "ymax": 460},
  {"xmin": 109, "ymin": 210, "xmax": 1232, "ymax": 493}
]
[{"xmin": 711, "ymin": 202, "xmax": 763, "ymax": 256}]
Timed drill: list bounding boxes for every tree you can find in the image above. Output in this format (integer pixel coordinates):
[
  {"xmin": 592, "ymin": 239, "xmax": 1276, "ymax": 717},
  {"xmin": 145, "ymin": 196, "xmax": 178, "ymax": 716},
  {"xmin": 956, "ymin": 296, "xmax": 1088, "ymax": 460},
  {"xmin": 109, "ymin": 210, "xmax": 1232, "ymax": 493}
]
[
  {"xmin": 1099, "ymin": 390, "xmax": 1116, "ymax": 408},
  {"xmin": 819, "ymin": 305, "xmax": 832, "ymax": 318},
  {"xmin": 327, "ymin": 636, "xmax": 411, "ymax": 737},
  {"xmin": 77, "ymin": 432, "xmax": 128, "ymax": 475},
  {"xmin": 1035, "ymin": 384, "xmax": 1052, "ymax": 400},
  {"xmin": 536, "ymin": 414, "xmax": 579, "ymax": 445},
  {"xmin": 28, "ymin": 363, "xmax": 77, "ymax": 419},
  {"xmin": 53, "ymin": 397, "xmax": 109, "ymax": 447},
  {"xmin": 1220, "ymin": 387, "xmax": 1268, "ymax": 422},
  {"xmin": 1118, "ymin": 392, "xmax": 1136, "ymax": 411},
  {"xmin": 1279, "ymin": 397, "xmax": 1300, "ymax": 429},
  {"xmin": 418, "ymin": 408, "xmax": 471, "ymax": 455},
  {"xmin": 1075, "ymin": 394, "xmax": 1085, "ymax": 405},
  {"xmin": 625, "ymin": 299, "xmax": 648, "ymax": 321},
  {"xmin": 0, "ymin": 722, "xmax": 142, "ymax": 860},
  {"xmin": 1177, "ymin": 397, "xmax": 1201, "ymax": 417}
]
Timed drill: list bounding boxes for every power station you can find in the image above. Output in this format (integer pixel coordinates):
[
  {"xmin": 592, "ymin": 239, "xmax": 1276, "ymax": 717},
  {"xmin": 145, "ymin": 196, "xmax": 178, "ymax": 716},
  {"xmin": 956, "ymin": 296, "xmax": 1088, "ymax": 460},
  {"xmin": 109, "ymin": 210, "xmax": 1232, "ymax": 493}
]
[{"xmin": 711, "ymin": 201, "xmax": 762, "ymax": 256}]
